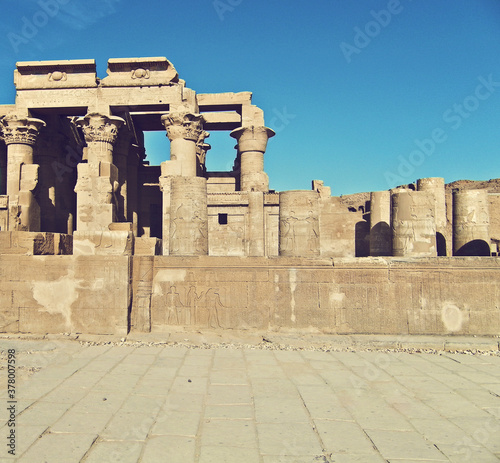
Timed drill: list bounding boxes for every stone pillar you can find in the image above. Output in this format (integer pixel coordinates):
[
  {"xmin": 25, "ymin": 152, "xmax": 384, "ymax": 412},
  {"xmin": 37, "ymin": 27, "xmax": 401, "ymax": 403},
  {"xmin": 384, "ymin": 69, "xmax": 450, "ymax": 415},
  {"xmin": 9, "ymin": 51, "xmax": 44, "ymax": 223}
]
[
  {"xmin": 248, "ymin": 191, "xmax": 265, "ymax": 256},
  {"xmin": 74, "ymin": 113, "xmax": 124, "ymax": 232},
  {"xmin": 0, "ymin": 141, "xmax": 6, "ymax": 195},
  {"xmin": 169, "ymin": 176, "xmax": 208, "ymax": 256},
  {"xmin": 114, "ymin": 131, "xmax": 133, "ymax": 222},
  {"xmin": 391, "ymin": 191, "xmax": 437, "ymax": 257},
  {"xmin": 161, "ymin": 112, "xmax": 204, "ymax": 177},
  {"xmin": 0, "ymin": 115, "xmax": 46, "ymax": 231},
  {"xmin": 196, "ymin": 132, "xmax": 210, "ymax": 177},
  {"xmin": 453, "ymin": 189, "xmax": 490, "ymax": 256},
  {"xmin": 37, "ymin": 130, "xmax": 69, "ymax": 233},
  {"xmin": 279, "ymin": 190, "xmax": 320, "ymax": 257},
  {"xmin": 159, "ymin": 172, "xmax": 171, "ymax": 256},
  {"xmin": 417, "ymin": 177, "xmax": 447, "ymax": 255},
  {"xmin": 230, "ymin": 126, "xmax": 275, "ymax": 192},
  {"xmin": 369, "ymin": 190, "xmax": 391, "ymax": 256},
  {"xmin": 127, "ymin": 144, "xmax": 144, "ymax": 237}
]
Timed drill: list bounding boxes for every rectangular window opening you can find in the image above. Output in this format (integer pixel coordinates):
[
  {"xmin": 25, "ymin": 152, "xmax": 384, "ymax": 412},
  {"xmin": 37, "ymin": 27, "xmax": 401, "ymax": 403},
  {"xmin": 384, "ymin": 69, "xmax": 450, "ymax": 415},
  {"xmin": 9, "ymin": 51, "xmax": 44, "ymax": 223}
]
[{"xmin": 218, "ymin": 213, "xmax": 228, "ymax": 225}]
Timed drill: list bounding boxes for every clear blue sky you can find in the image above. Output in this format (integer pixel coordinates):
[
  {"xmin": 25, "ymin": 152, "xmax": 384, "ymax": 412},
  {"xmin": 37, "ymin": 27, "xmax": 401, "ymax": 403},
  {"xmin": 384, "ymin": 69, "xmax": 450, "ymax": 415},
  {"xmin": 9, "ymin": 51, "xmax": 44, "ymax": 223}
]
[{"xmin": 0, "ymin": 0, "xmax": 499, "ymax": 195}]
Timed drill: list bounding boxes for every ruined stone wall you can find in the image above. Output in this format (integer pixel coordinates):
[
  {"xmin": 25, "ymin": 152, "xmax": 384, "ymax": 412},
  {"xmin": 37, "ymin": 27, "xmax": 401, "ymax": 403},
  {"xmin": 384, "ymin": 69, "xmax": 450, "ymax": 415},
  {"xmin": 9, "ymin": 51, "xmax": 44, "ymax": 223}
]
[
  {"xmin": 135, "ymin": 256, "xmax": 500, "ymax": 336},
  {"xmin": 1, "ymin": 254, "xmax": 498, "ymax": 336},
  {"xmin": 318, "ymin": 196, "xmax": 367, "ymax": 258},
  {"xmin": 0, "ymin": 255, "xmax": 130, "ymax": 335}
]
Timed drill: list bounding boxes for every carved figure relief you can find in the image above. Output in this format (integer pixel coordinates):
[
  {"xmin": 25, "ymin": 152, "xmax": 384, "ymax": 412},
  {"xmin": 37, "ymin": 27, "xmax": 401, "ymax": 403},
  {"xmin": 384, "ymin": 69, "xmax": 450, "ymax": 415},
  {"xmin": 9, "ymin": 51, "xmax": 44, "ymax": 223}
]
[
  {"xmin": 186, "ymin": 285, "xmax": 203, "ymax": 324},
  {"xmin": 159, "ymin": 284, "xmax": 226, "ymax": 327},
  {"xmin": 205, "ymin": 288, "xmax": 224, "ymax": 328},
  {"xmin": 165, "ymin": 285, "xmax": 183, "ymax": 324}
]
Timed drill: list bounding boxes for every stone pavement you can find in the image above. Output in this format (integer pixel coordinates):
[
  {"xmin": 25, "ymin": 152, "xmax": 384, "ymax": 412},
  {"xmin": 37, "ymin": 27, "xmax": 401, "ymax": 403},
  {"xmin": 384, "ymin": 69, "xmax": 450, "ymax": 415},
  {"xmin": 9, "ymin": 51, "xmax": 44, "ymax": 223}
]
[{"xmin": 0, "ymin": 332, "xmax": 499, "ymax": 463}]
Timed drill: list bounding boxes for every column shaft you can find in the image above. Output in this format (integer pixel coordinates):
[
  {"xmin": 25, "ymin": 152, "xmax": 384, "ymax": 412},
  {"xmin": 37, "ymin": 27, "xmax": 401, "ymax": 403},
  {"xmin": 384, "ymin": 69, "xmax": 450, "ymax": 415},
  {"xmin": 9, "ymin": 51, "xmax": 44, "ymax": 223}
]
[
  {"xmin": 392, "ymin": 191, "xmax": 437, "ymax": 257},
  {"xmin": 248, "ymin": 191, "xmax": 265, "ymax": 256},
  {"xmin": 369, "ymin": 190, "xmax": 391, "ymax": 256},
  {"xmin": 0, "ymin": 115, "xmax": 46, "ymax": 231},
  {"xmin": 453, "ymin": 189, "xmax": 490, "ymax": 256}
]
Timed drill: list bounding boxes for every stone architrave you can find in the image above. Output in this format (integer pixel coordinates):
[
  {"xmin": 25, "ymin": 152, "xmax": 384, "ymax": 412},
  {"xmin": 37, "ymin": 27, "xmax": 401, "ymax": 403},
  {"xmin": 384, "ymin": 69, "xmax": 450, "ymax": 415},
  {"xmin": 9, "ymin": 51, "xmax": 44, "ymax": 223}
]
[
  {"xmin": 230, "ymin": 125, "xmax": 275, "ymax": 192},
  {"xmin": 161, "ymin": 112, "xmax": 205, "ymax": 177},
  {"xmin": 0, "ymin": 114, "xmax": 46, "ymax": 231}
]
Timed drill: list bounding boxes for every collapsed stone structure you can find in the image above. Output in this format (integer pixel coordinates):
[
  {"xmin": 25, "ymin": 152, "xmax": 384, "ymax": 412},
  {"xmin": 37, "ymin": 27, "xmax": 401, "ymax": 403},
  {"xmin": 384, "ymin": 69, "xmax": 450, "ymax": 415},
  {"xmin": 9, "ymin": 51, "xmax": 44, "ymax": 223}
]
[{"xmin": 0, "ymin": 57, "xmax": 499, "ymax": 336}]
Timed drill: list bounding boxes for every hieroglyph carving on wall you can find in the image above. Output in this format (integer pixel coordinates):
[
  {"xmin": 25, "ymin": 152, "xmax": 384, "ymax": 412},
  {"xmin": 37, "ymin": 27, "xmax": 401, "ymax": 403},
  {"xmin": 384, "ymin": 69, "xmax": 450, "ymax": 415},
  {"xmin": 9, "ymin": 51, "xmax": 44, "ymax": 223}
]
[{"xmin": 162, "ymin": 285, "xmax": 225, "ymax": 327}]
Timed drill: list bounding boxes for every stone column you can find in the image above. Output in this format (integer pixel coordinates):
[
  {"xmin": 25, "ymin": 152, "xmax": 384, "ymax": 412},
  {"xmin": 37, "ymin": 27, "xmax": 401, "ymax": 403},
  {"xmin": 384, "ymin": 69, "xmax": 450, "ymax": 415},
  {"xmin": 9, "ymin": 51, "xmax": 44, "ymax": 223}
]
[
  {"xmin": 369, "ymin": 190, "xmax": 391, "ymax": 256},
  {"xmin": 230, "ymin": 126, "xmax": 275, "ymax": 192},
  {"xmin": 37, "ymin": 131, "xmax": 68, "ymax": 233},
  {"xmin": 74, "ymin": 113, "xmax": 124, "ymax": 232},
  {"xmin": 248, "ymin": 191, "xmax": 265, "ymax": 256},
  {"xmin": 160, "ymin": 112, "xmax": 208, "ymax": 256},
  {"xmin": 196, "ymin": 132, "xmax": 210, "ymax": 177},
  {"xmin": 161, "ymin": 112, "xmax": 204, "ymax": 177},
  {"xmin": 127, "ymin": 144, "xmax": 144, "ymax": 237},
  {"xmin": 391, "ymin": 191, "xmax": 437, "ymax": 257},
  {"xmin": 114, "ymin": 131, "xmax": 133, "ymax": 222},
  {"xmin": 279, "ymin": 190, "xmax": 320, "ymax": 257},
  {"xmin": 169, "ymin": 176, "xmax": 208, "ymax": 256},
  {"xmin": 417, "ymin": 177, "xmax": 447, "ymax": 255},
  {"xmin": 453, "ymin": 189, "xmax": 490, "ymax": 256},
  {"xmin": 0, "ymin": 115, "xmax": 46, "ymax": 231},
  {"xmin": 0, "ymin": 141, "xmax": 6, "ymax": 195}
]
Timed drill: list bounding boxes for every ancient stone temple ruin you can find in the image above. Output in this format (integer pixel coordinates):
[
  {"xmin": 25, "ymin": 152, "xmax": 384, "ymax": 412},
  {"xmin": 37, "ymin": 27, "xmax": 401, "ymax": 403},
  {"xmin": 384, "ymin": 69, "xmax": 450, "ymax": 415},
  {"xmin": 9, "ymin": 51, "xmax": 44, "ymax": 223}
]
[{"xmin": 0, "ymin": 57, "xmax": 499, "ymax": 336}]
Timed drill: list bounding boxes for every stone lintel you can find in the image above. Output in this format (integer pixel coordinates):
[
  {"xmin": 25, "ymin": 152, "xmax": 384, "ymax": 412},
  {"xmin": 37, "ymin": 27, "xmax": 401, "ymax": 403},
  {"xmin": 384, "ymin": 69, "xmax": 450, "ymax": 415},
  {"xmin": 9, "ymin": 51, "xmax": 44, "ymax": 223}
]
[
  {"xmin": 202, "ymin": 111, "xmax": 241, "ymax": 131},
  {"xmin": 197, "ymin": 92, "xmax": 253, "ymax": 110}
]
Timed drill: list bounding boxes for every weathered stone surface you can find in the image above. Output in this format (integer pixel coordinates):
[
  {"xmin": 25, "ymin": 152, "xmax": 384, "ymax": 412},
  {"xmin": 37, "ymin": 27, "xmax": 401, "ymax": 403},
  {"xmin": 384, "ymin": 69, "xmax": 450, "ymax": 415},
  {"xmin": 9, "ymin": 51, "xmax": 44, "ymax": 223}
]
[
  {"xmin": 453, "ymin": 189, "xmax": 490, "ymax": 256},
  {"xmin": 0, "ymin": 255, "xmax": 129, "ymax": 334}
]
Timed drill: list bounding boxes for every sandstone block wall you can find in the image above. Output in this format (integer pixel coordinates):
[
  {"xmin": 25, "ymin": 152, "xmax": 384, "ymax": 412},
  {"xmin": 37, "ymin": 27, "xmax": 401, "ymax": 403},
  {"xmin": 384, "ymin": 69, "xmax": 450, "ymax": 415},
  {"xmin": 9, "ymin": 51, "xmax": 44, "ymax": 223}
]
[
  {"xmin": 134, "ymin": 256, "xmax": 500, "ymax": 336},
  {"xmin": 0, "ymin": 255, "xmax": 130, "ymax": 334},
  {"xmin": 0, "ymin": 254, "xmax": 498, "ymax": 336}
]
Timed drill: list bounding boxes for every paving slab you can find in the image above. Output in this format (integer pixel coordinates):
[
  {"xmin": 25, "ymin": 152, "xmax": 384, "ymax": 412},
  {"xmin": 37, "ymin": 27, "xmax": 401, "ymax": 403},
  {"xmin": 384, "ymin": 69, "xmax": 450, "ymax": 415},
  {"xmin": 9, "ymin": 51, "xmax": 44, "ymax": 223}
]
[{"xmin": 0, "ymin": 333, "xmax": 499, "ymax": 462}]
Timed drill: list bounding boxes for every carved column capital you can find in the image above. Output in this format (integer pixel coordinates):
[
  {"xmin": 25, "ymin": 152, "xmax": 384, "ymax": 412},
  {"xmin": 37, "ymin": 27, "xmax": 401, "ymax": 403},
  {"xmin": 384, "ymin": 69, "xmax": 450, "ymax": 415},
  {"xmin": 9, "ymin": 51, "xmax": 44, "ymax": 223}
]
[
  {"xmin": 197, "ymin": 143, "xmax": 211, "ymax": 166},
  {"xmin": 161, "ymin": 112, "xmax": 204, "ymax": 142},
  {"xmin": 230, "ymin": 125, "xmax": 275, "ymax": 153},
  {"xmin": 0, "ymin": 115, "xmax": 46, "ymax": 146},
  {"xmin": 76, "ymin": 113, "xmax": 125, "ymax": 145}
]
